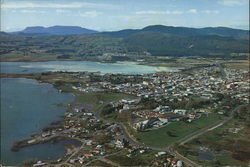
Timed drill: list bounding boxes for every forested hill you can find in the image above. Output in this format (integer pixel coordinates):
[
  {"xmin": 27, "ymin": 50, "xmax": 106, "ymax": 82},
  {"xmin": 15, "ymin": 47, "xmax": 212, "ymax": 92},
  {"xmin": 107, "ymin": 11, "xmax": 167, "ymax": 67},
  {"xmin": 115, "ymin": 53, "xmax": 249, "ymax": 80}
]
[
  {"xmin": 12, "ymin": 26, "xmax": 98, "ymax": 36},
  {"xmin": 123, "ymin": 31, "xmax": 249, "ymax": 56},
  {"xmin": 1, "ymin": 25, "xmax": 249, "ymax": 61},
  {"xmin": 101, "ymin": 25, "xmax": 249, "ymax": 40}
]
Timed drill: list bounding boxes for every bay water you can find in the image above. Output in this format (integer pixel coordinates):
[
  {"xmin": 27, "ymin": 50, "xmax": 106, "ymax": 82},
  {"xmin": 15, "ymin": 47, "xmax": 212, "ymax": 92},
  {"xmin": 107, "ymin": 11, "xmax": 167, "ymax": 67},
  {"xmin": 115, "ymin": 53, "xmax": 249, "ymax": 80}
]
[{"xmin": 0, "ymin": 78, "xmax": 73, "ymax": 165}]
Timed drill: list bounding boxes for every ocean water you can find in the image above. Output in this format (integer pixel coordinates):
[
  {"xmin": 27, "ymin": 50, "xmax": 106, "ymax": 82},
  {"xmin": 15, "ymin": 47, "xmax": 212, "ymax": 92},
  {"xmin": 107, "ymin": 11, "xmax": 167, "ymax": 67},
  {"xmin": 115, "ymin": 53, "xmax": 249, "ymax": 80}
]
[
  {"xmin": 0, "ymin": 61, "xmax": 179, "ymax": 74},
  {"xmin": 0, "ymin": 78, "xmax": 74, "ymax": 165}
]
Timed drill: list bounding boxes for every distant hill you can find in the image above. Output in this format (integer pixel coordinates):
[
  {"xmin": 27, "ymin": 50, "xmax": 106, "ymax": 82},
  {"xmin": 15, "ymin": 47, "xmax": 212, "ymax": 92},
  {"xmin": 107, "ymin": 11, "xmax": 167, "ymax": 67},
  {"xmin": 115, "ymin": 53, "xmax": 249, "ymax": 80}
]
[
  {"xmin": 102, "ymin": 25, "xmax": 249, "ymax": 40},
  {"xmin": 10, "ymin": 25, "xmax": 249, "ymax": 39},
  {"xmin": 12, "ymin": 26, "xmax": 98, "ymax": 36},
  {"xmin": 101, "ymin": 29, "xmax": 139, "ymax": 38},
  {"xmin": 0, "ymin": 31, "xmax": 25, "ymax": 41},
  {"xmin": 1, "ymin": 25, "xmax": 249, "ymax": 61},
  {"xmin": 123, "ymin": 31, "xmax": 249, "ymax": 56}
]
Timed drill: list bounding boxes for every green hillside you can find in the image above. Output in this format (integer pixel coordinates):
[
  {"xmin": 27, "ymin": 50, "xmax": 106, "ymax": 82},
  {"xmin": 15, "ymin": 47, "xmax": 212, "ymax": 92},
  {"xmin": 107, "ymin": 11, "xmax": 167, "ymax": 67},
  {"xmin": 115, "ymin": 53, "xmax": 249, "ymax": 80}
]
[
  {"xmin": 0, "ymin": 25, "xmax": 249, "ymax": 61},
  {"xmin": 123, "ymin": 32, "xmax": 249, "ymax": 57}
]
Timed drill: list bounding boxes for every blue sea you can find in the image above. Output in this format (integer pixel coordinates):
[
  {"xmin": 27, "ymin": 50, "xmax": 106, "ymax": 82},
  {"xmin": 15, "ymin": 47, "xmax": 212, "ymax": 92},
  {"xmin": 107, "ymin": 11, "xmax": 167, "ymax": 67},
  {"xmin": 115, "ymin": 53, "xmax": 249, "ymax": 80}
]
[{"xmin": 0, "ymin": 78, "xmax": 74, "ymax": 165}]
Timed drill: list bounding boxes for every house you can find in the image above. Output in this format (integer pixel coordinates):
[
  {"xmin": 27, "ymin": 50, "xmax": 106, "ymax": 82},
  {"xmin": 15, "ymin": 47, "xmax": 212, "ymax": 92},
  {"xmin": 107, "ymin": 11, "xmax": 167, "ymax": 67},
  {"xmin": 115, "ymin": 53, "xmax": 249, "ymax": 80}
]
[
  {"xmin": 92, "ymin": 148, "xmax": 101, "ymax": 154},
  {"xmin": 174, "ymin": 109, "xmax": 187, "ymax": 115},
  {"xmin": 41, "ymin": 132, "xmax": 51, "ymax": 138},
  {"xmin": 78, "ymin": 158, "xmax": 85, "ymax": 164},
  {"xmin": 139, "ymin": 149, "xmax": 145, "ymax": 153},
  {"xmin": 142, "ymin": 81, "xmax": 150, "ymax": 85},
  {"xmin": 169, "ymin": 115, "xmax": 182, "ymax": 121},
  {"xmin": 158, "ymin": 118, "xmax": 168, "ymax": 125},
  {"xmin": 176, "ymin": 160, "xmax": 183, "ymax": 167},
  {"xmin": 120, "ymin": 98, "xmax": 140, "ymax": 104},
  {"xmin": 218, "ymin": 110, "xmax": 225, "ymax": 115},
  {"xmin": 86, "ymin": 140, "xmax": 93, "ymax": 145},
  {"xmin": 141, "ymin": 117, "xmax": 160, "ymax": 130},
  {"xmin": 155, "ymin": 151, "xmax": 166, "ymax": 157},
  {"xmin": 33, "ymin": 161, "xmax": 47, "ymax": 167},
  {"xmin": 83, "ymin": 113, "xmax": 94, "ymax": 116},
  {"xmin": 114, "ymin": 138, "xmax": 129, "ymax": 148},
  {"xmin": 153, "ymin": 105, "xmax": 172, "ymax": 114},
  {"xmin": 83, "ymin": 152, "xmax": 94, "ymax": 158},
  {"xmin": 69, "ymin": 159, "xmax": 77, "ymax": 164}
]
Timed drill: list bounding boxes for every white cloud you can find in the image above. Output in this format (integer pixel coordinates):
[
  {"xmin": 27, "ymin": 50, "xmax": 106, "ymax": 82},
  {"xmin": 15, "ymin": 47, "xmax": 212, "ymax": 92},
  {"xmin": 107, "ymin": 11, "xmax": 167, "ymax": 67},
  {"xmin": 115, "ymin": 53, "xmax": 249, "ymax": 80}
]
[
  {"xmin": 218, "ymin": 0, "xmax": 247, "ymax": 6},
  {"xmin": 20, "ymin": 10, "xmax": 46, "ymax": 13},
  {"xmin": 187, "ymin": 9, "xmax": 197, "ymax": 14},
  {"xmin": 56, "ymin": 9, "xmax": 70, "ymax": 13},
  {"xmin": 202, "ymin": 10, "xmax": 220, "ymax": 14},
  {"xmin": 2, "ymin": 2, "xmax": 117, "ymax": 9},
  {"xmin": 135, "ymin": 9, "xmax": 200, "ymax": 15},
  {"xmin": 79, "ymin": 11, "xmax": 102, "ymax": 18},
  {"xmin": 135, "ymin": 10, "xmax": 184, "ymax": 15},
  {"xmin": 171, "ymin": 11, "xmax": 183, "ymax": 15}
]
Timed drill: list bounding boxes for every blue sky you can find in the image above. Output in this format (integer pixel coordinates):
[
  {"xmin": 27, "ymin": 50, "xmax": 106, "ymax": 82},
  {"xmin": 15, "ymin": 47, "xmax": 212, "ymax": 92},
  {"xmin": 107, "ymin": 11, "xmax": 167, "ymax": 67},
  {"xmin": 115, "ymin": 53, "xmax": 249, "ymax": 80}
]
[{"xmin": 1, "ymin": 0, "xmax": 249, "ymax": 32}]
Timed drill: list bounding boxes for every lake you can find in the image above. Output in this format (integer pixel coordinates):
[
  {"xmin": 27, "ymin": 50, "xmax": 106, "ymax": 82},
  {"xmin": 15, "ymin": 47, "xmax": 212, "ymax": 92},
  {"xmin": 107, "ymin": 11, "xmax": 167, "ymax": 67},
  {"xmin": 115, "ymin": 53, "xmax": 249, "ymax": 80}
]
[
  {"xmin": 0, "ymin": 78, "xmax": 74, "ymax": 165},
  {"xmin": 0, "ymin": 61, "xmax": 179, "ymax": 74}
]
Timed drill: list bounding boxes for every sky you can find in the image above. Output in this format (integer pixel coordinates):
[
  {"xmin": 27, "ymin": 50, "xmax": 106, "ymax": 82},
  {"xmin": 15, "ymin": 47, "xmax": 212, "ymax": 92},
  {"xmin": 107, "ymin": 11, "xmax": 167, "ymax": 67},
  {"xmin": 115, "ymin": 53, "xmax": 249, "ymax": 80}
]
[{"xmin": 1, "ymin": 0, "xmax": 249, "ymax": 32}]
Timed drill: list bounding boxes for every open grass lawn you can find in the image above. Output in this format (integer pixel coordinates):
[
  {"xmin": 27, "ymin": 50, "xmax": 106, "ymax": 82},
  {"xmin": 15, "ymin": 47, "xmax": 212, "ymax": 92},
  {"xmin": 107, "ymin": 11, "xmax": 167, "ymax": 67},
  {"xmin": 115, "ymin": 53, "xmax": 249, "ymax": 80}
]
[
  {"xmin": 0, "ymin": 51, "xmax": 59, "ymax": 61},
  {"xmin": 216, "ymin": 155, "xmax": 246, "ymax": 166},
  {"xmin": 136, "ymin": 113, "xmax": 222, "ymax": 147},
  {"xmin": 106, "ymin": 150, "xmax": 158, "ymax": 166},
  {"xmin": 184, "ymin": 153, "xmax": 246, "ymax": 166},
  {"xmin": 179, "ymin": 119, "xmax": 250, "ymax": 166},
  {"xmin": 76, "ymin": 92, "xmax": 133, "ymax": 105},
  {"xmin": 87, "ymin": 160, "xmax": 111, "ymax": 167},
  {"xmin": 146, "ymin": 58, "xmax": 215, "ymax": 68},
  {"xmin": 75, "ymin": 92, "xmax": 134, "ymax": 113},
  {"xmin": 223, "ymin": 60, "xmax": 249, "ymax": 71}
]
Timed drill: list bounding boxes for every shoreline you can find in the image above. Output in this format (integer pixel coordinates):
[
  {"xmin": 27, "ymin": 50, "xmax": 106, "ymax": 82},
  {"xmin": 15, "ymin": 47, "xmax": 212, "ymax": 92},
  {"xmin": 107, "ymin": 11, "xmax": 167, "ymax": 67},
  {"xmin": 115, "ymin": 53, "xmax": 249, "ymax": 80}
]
[
  {"xmin": 1, "ymin": 75, "xmax": 77, "ymax": 165},
  {"xmin": 2, "ymin": 66, "xmax": 248, "ymax": 166},
  {"xmin": 11, "ymin": 136, "xmax": 81, "ymax": 152},
  {"xmin": 0, "ymin": 59, "xmax": 184, "ymax": 70}
]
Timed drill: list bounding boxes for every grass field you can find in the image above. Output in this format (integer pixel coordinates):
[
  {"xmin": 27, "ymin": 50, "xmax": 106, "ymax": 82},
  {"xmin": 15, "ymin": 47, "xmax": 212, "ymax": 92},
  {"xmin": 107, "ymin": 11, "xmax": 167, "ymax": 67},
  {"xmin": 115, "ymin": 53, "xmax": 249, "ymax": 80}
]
[
  {"xmin": 223, "ymin": 60, "xmax": 249, "ymax": 71},
  {"xmin": 75, "ymin": 92, "xmax": 134, "ymax": 113},
  {"xmin": 76, "ymin": 92, "xmax": 133, "ymax": 105},
  {"xmin": 178, "ymin": 119, "xmax": 250, "ymax": 166},
  {"xmin": 86, "ymin": 160, "xmax": 111, "ymax": 167},
  {"xmin": 136, "ymin": 113, "xmax": 222, "ymax": 147},
  {"xmin": 106, "ymin": 150, "xmax": 158, "ymax": 166},
  {"xmin": 146, "ymin": 58, "xmax": 215, "ymax": 68}
]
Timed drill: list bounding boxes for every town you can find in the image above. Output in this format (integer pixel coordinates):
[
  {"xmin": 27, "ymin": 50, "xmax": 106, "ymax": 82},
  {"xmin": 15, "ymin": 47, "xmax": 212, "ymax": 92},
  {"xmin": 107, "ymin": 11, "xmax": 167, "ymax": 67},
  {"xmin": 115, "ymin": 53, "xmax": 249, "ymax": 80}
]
[{"xmin": 8, "ymin": 63, "xmax": 250, "ymax": 167}]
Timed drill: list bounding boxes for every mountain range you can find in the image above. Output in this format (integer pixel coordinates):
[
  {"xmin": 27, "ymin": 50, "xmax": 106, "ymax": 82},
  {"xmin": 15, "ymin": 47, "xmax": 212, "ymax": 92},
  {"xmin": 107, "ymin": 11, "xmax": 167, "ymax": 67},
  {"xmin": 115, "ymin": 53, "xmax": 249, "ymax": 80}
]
[
  {"xmin": 1, "ymin": 25, "xmax": 249, "ymax": 61},
  {"xmin": 12, "ymin": 26, "xmax": 98, "ymax": 36},
  {"xmin": 12, "ymin": 25, "xmax": 249, "ymax": 40}
]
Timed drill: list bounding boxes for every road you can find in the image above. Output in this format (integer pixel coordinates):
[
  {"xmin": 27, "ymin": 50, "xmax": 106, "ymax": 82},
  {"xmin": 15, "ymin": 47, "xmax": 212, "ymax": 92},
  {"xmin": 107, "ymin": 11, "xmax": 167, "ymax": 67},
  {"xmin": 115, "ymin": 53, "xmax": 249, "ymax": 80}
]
[
  {"xmin": 174, "ymin": 105, "xmax": 241, "ymax": 166},
  {"xmin": 52, "ymin": 86, "xmax": 240, "ymax": 167},
  {"xmin": 95, "ymin": 105, "xmax": 200, "ymax": 167},
  {"xmin": 178, "ymin": 117, "xmax": 230, "ymax": 145},
  {"xmin": 216, "ymin": 62, "xmax": 227, "ymax": 79},
  {"xmin": 83, "ymin": 149, "xmax": 124, "ymax": 166},
  {"xmin": 115, "ymin": 103, "xmax": 242, "ymax": 167}
]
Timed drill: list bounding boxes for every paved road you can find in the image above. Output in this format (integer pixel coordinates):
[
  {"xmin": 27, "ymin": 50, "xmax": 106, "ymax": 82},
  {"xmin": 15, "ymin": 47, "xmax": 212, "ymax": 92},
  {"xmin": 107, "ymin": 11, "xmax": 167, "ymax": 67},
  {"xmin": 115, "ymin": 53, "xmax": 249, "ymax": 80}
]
[
  {"xmin": 52, "ymin": 96, "xmax": 240, "ymax": 167},
  {"xmin": 84, "ymin": 149, "xmax": 123, "ymax": 166},
  {"xmin": 178, "ymin": 117, "xmax": 230, "ymax": 145},
  {"xmin": 95, "ymin": 105, "xmax": 199, "ymax": 167},
  {"xmin": 175, "ymin": 105, "xmax": 242, "ymax": 166}
]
